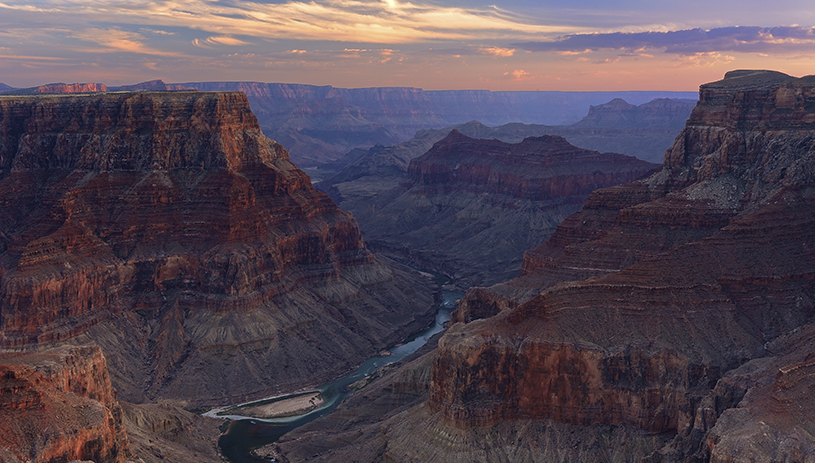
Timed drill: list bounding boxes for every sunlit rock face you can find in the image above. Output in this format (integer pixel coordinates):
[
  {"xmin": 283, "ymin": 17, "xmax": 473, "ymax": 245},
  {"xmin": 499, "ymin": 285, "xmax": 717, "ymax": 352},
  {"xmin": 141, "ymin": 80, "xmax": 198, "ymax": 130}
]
[
  {"xmin": 0, "ymin": 91, "xmax": 437, "ymax": 406},
  {"xmin": 427, "ymin": 70, "xmax": 815, "ymax": 459},
  {"xmin": 0, "ymin": 345, "xmax": 131, "ymax": 463}
]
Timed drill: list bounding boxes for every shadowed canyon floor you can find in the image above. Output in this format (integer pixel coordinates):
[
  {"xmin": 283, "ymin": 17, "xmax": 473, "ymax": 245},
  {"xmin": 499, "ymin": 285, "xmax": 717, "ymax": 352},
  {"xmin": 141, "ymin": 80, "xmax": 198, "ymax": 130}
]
[{"xmin": 275, "ymin": 71, "xmax": 815, "ymax": 462}]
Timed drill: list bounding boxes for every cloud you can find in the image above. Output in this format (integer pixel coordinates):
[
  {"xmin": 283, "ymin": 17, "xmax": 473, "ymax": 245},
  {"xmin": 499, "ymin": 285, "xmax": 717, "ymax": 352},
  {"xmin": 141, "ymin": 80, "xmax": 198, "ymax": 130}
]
[
  {"xmin": 0, "ymin": 0, "xmax": 576, "ymax": 46},
  {"xmin": 673, "ymin": 51, "xmax": 737, "ymax": 68},
  {"xmin": 70, "ymin": 27, "xmax": 182, "ymax": 56},
  {"xmin": 504, "ymin": 69, "xmax": 530, "ymax": 79},
  {"xmin": 204, "ymin": 36, "xmax": 250, "ymax": 46},
  {"xmin": 514, "ymin": 26, "xmax": 815, "ymax": 56},
  {"xmin": 479, "ymin": 46, "xmax": 515, "ymax": 57}
]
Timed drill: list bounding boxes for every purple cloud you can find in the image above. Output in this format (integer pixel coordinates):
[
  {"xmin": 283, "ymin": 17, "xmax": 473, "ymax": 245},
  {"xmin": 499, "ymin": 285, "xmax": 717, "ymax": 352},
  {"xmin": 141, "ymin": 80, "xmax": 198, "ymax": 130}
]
[{"xmin": 515, "ymin": 26, "xmax": 815, "ymax": 55}]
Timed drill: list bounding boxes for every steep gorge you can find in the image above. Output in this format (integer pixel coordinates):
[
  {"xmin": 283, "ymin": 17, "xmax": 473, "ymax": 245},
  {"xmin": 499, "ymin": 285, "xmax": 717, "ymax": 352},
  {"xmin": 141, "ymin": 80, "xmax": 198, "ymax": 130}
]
[
  {"xmin": 348, "ymin": 130, "xmax": 658, "ymax": 288},
  {"xmin": 277, "ymin": 70, "xmax": 815, "ymax": 462},
  {"xmin": 0, "ymin": 91, "xmax": 437, "ymax": 409}
]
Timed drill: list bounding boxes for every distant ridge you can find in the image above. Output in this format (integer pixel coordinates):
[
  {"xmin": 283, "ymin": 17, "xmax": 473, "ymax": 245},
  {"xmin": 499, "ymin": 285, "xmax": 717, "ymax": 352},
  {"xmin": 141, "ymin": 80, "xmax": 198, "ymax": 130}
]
[
  {"xmin": 180, "ymin": 81, "xmax": 697, "ymax": 166},
  {"xmin": 0, "ymin": 82, "xmax": 107, "ymax": 95},
  {"xmin": 0, "ymin": 83, "xmax": 11, "ymax": 91},
  {"xmin": 109, "ymin": 79, "xmax": 197, "ymax": 92}
]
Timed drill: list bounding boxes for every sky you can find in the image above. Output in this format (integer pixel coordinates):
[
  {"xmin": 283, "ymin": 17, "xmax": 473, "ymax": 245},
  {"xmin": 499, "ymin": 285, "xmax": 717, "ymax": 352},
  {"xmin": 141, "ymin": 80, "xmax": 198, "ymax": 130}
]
[{"xmin": 1, "ymin": 0, "xmax": 814, "ymax": 91}]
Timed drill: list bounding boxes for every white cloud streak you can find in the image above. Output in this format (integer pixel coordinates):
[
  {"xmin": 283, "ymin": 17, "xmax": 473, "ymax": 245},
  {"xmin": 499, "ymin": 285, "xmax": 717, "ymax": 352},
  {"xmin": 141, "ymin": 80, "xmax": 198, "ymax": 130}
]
[{"xmin": 0, "ymin": 0, "xmax": 578, "ymax": 45}]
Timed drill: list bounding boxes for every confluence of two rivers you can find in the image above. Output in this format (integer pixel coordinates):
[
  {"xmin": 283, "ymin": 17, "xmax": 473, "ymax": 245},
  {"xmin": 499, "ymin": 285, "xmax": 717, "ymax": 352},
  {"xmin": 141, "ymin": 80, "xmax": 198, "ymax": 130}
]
[{"xmin": 209, "ymin": 286, "xmax": 464, "ymax": 463}]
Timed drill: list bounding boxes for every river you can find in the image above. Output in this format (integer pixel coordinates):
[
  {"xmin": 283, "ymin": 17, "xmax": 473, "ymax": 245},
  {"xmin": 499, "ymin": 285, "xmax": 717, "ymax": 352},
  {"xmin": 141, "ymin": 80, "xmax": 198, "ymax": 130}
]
[{"xmin": 213, "ymin": 287, "xmax": 464, "ymax": 463}]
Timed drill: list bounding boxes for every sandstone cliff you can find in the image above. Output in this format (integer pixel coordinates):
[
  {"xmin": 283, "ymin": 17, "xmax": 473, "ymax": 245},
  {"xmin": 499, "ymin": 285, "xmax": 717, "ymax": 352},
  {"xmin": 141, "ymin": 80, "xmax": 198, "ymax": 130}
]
[
  {"xmin": 0, "ymin": 91, "xmax": 436, "ymax": 407},
  {"xmin": 430, "ymin": 69, "xmax": 815, "ymax": 460},
  {"xmin": 0, "ymin": 345, "xmax": 131, "ymax": 463},
  {"xmin": 277, "ymin": 70, "xmax": 815, "ymax": 462},
  {"xmin": 345, "ymin": 130, "xmax": 657, "ymax": 288},
  {"xmin": 0, "ymin": 82, "xmax": 108, "ymax": 95}
]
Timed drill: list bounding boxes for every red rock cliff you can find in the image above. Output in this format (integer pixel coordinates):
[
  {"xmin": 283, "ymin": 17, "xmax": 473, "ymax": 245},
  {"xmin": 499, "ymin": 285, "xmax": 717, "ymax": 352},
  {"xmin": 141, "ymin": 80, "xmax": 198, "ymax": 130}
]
[
  {"xmin": 407, "ymin": 130, "xmax": 658, "ymax": 201},
  {"xmin": 0, "ymin": 345, "xmax": 130, "ymax": 463},
  {"xmin": 0, "ymin": 91, "xmax": 436, "ymax": 406},
  {"xmin": 431, "ymin": 70, "xmax": 815, "ymax": 444}
]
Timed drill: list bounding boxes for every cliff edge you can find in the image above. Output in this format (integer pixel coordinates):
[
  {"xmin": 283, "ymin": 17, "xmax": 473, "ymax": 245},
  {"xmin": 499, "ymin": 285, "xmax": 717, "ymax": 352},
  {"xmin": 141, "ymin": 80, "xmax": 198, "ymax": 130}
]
[
  {"xmin": 0, "ymin": 345, "xmax": 131, "ymax": 463},
  {"xmin": 0, "ymin": 91, "xmax": 436, "ymax": 407},
  {"xmin": 277, "ymin": 70, "xmax": 815, "ymax": 462}
]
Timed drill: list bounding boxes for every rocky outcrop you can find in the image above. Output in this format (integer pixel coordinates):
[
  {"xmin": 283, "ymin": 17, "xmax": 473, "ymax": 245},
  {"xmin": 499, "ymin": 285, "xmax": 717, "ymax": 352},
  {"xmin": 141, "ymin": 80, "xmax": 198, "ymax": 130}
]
[
  {"xmin": 422, "ymin": 70, "xmax": 815, "ymax": 460},
  {"xmin": 573, "ymin": 98, "xmax": 695, "ymax": 129},
  {"xmin": 407, "ymin": 130, "xmax": 657, "ymax": 200},
  {"xmin": 111, "ymin": 80, "xmax": 196, "ymax": 92},
  {"xmin": 121, "ymin": 401, "xmax": 223, "ymax": 463},
  {"xmin": 345, "ymin": 131, "xmax": 657, "ymax": 288},
  {"xmin": 0, "ymin": 82, "xmax": 108, "ymax": 95},
  {"xmin": 0, "ymin": 91, "xmax": 437, "ymax": 407},
  {"xmin": 0, "ymin": 345, "xmax": 131, "ymax": 463}
]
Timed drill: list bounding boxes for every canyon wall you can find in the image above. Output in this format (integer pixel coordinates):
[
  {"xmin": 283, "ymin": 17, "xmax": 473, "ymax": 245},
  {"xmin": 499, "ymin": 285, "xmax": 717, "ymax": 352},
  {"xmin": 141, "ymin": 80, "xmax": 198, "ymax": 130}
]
[
  {"xmin": 277, "ymin": 70, "xmax": 815, "ymax": 462},
  {"xmin": 0, "ymin": 345, "xmax": 131, "ymax": 463},
  {"xmin": 0, "ymin": 91, "xmax": 437, "ymax": 407},
  {"xmin": 430, "ymin": 69, "xmax": 815, "ymax": 457},
  {"xmin": 345, "ymin": 130, "xmax": 657, "ymax": 288}
]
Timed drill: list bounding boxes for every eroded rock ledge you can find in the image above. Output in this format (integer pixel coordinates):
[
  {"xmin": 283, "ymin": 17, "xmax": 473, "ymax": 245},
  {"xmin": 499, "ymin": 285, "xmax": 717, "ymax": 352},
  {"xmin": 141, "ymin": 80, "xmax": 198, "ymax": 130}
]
[
  {"xmin": 0, "ymin": 345, "xmax": 131, "ymax": 463},
  {"xmin": 429, "ymin": 70, "xmax": 815, "ymax": 459},
  {"xmin": 0, "ymin": 92, "xmax": 436, "ymax": 406}
]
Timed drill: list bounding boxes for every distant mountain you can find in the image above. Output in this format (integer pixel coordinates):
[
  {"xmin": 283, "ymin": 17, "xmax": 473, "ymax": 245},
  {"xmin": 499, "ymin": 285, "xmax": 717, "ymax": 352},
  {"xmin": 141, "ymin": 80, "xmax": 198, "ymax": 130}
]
[
  {"xmin": 178, "ymin": 81, "xmax": 696, "ymax": 167},
  {"xmin": 0, "ymin": 83, "xmax": 11, "ymax": 91},
  {"xmin": 317, "ymin": 98, "xmax": 694, "ymax": 207},
  {"xmin": 326, "ymin": 130, "xmax": 658, "ymax": 288},
  {"xmin": 572, "ymin": 97, "xmax": 696, "ymax": 129},
  {"xmin": 0, "ymin": 82, "xmax": 107, "ymax": 94},
  {"xmin": 109, "ymin": 79, "xmax": 196, "ymax": 92}
]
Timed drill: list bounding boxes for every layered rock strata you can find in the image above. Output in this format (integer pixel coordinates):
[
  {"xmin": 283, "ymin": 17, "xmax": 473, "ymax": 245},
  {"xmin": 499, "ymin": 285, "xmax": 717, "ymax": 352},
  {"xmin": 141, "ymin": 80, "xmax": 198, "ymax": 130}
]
[
  {"xmin": 0, "ymin": 82, "xmax": 108, "ymax": 95},
  {"xmin": 277, "ymin": 70, "xmax": 815, "ymax": 462},
  {"xmin": 429, "ymin": 70, "xmax": 815, "ymax": 458},
  {"xmin": 0, "ymin": 92, "xmax": 436, "ymax": 407},
  {"xmin": 347, "ymin": 130, "xmax": 657, "ymax": 287},
  {"xmin": 0, "ymin": 345, "xmax": 131, "ymax": 463}
]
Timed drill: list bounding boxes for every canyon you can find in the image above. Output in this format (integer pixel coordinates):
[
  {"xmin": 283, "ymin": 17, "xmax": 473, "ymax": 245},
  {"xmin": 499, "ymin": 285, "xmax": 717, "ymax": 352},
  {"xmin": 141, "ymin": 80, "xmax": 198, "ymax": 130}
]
[
  {"xmin": 341, "ymin": 130, "xmax": 658, "ymax": 288},
  {"xmin": 0, "ymin": 90, "xmax": 439, "ymax": 462},
  {"xmin": 276, "ymin": 70, "xmax": 815, "ymax": 462},
  {"xmin": 176, "ymin": 81, "xmax": 696, "ymax": 167},
  {"xmin": 2, "ymin": 70, "xmax": 812, "ymax": 463}
]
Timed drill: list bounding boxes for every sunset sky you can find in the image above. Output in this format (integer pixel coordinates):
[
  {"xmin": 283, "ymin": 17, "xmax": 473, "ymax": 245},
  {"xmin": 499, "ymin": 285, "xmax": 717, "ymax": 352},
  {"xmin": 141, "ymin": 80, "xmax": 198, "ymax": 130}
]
[{"xmin": 1, "ymin": 0, "xmax": 814, "ymax": 91}]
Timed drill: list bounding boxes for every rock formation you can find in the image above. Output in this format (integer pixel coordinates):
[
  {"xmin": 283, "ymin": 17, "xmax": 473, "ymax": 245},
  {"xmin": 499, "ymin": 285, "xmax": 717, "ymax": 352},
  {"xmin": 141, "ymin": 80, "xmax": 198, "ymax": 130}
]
[
  {"xmin": 110, "ymin": 80, "xmax": 197, "ymax": 92},
  {"xmin": 121, "ymin": 401, "xmax": 223, "ymax": 463},
  {"xmin": 431, "ymin": 69, "xmax": 815, "ymax": 459},
  {"xmin": 0, "ymin": 82, "xmax": 108, "ymax": 95},
  {"xmin": 343, "ymin": 130, "xmax": 658, "ymax": 288},
  {"xmin": 0, "ymin": 345, "xmax": 131, "ymax": 463},
  {"xmin": 181, "ymin": 81, "xmax": 695, "ymax": 167},
  {"xmin": 318, "ymin": 98, "xmax": 692, "ymax": 224},
  {"xmin": 0, "ymin": 91, "xmax": 437, "ymax": 408},
  {"xmin": 277, "ymin": 70, "xmax": 815, "ymax": 462},
  {"xmin": 573, "ymin": 97, "xmax": 696, "ymax": 129}
]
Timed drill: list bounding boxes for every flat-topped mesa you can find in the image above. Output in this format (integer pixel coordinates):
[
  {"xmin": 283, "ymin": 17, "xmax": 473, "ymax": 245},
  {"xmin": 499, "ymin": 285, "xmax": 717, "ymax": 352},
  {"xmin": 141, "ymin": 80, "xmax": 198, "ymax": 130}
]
[
  {"xmin": 407, "ymin": 130, "xmax": 658, "ymax": 201},
  {"xmin": 0, "ymin": 91, "xmax": 435, "ymax": 405},
  {"xmin": 432, "ymin": 70, "xmax": 815, "ymax": 444},
  {"xmin": 0, "ymin": 91, "xmax": 285, "ymax": 173}
]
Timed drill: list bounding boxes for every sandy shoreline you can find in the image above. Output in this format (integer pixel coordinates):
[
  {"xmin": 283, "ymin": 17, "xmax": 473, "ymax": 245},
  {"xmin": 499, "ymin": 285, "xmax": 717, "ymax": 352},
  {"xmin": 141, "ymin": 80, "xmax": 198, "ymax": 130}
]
[{"xmin": 223, "ymin": 392, "xmax": 324, "ymax": 419}]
